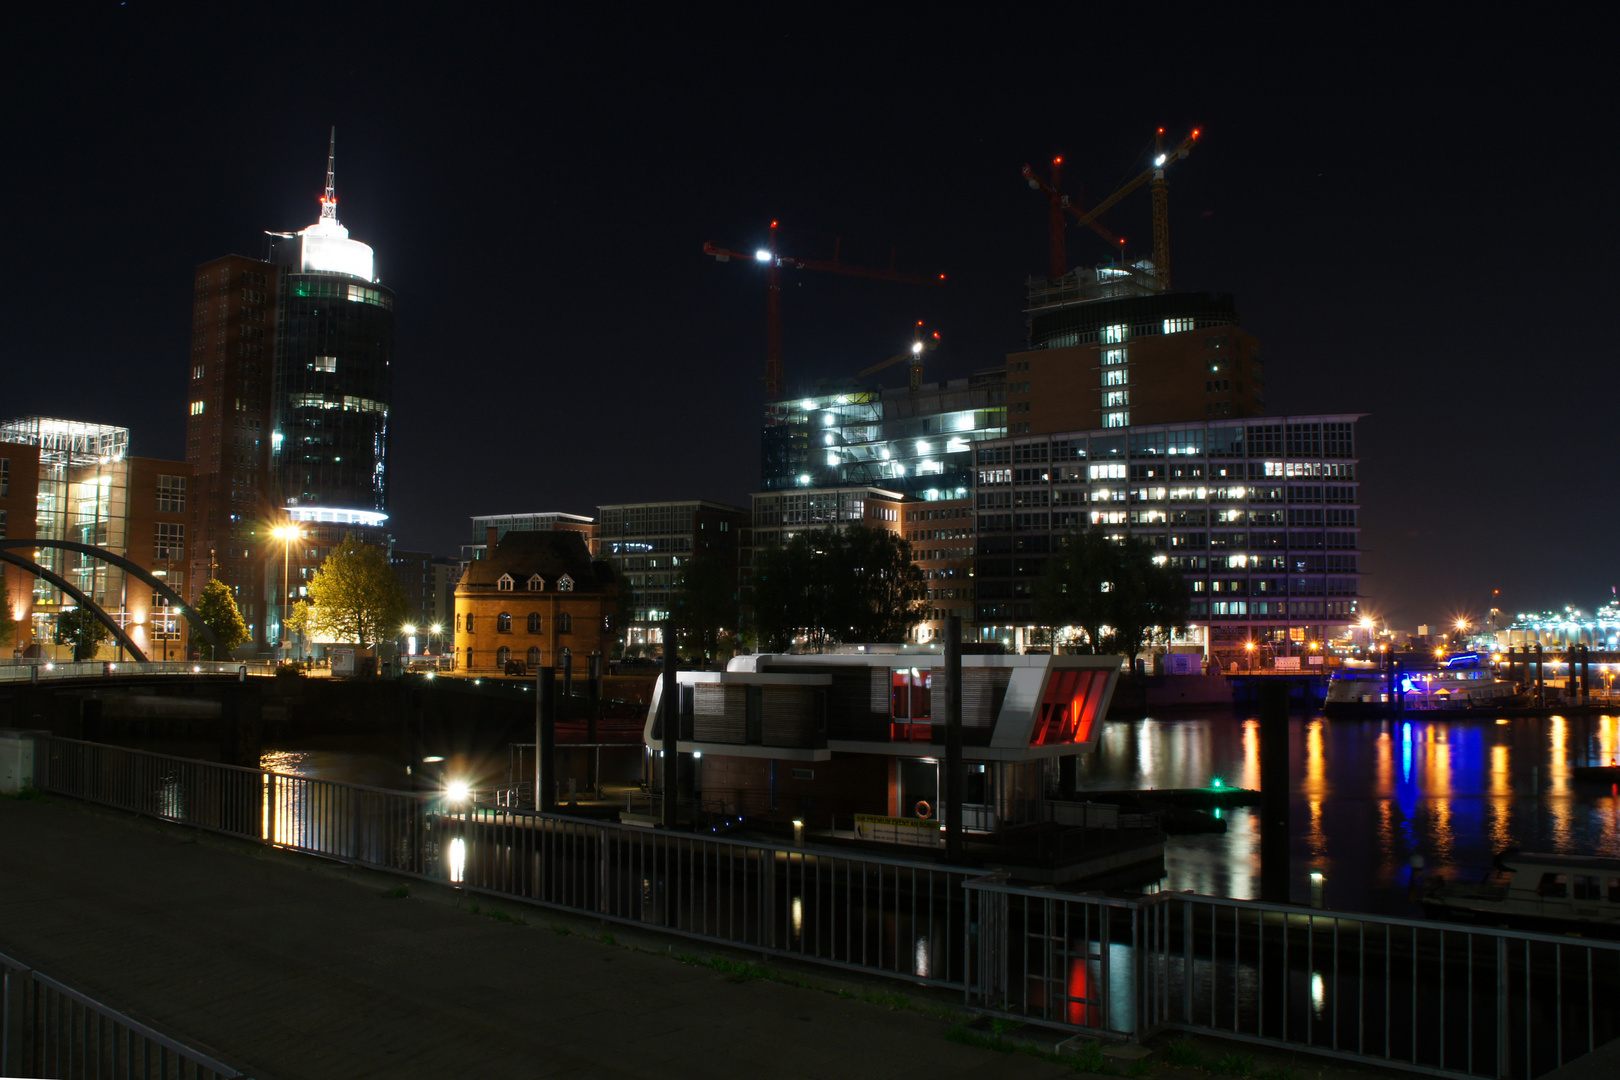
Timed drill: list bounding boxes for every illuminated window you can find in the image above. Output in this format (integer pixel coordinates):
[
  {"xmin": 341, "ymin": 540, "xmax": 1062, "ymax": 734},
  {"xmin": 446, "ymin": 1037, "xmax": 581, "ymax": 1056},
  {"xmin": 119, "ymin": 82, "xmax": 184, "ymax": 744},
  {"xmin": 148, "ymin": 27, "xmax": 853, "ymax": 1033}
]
[
  {"xmin": 1102, "ymin": 324, "xmax": 1128, "ymax": 344},
  {"xmin": 311, "ymin": 356, "xmax": 338, "ymax": 372},
  {"xmin": 1163, "ymin": 317, "xmax": 1195, "ymax": 333},
  {"xmin": 1103, "ymin": 369, "xmax": 1128, "ymax": 386},
  {"xmin": 1102, "ymin": 348, "xmax": 1126, "ymax": 366},
  {"xmin": 1103, "ymin": 410, "xmax": 1129, "ymax": 428},
  {"xmin": 557, "ymin": 575, "xmax": 574, "ymax": 592},
  {"xmin": 1104, "ymin": 390, "xmax": 1129, "ymax": 408},
  {"xmin": 189, "ymin": 401, "xmax": 205, "ymax": 416}
]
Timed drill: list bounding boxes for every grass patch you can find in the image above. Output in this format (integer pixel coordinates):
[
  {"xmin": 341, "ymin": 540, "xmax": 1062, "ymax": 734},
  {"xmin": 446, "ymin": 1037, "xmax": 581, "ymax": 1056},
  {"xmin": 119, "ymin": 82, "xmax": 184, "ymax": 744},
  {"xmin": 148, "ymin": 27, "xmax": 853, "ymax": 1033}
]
[
  {"xmin": 1126, "ymin": 1056, "xmax": 1154, "ymax": 1077},
  {"xmin": 381, "ymin": 885, "xmax": 410, "ymax": 899},
  {"xmin": 945, "ymin": 1025, "xmax": 1116, "ymax": 1073},
  {"xmin": 485, "ymin": 907, "xmax": 526, "ymax": 925},
  {"xmin": 550, "ymin": 924, "xmax": 572, "ymax": 936},
  {"xmin": 859, "ymin": 989, "xmax": 914, "ymax": 1010},
  {"xmin": 1211, "ymin": 1053, "xmax": 1255, "ymax": 1076},
  {"xmin": 598, "ymin": 931, "xmax": 616, "ymax": 946},
  {"xmin": 1162, "ymin": 1039, "xmax": 1205, "ymax": 1069},
  {"xmin": 3, "ymin": 786, "xmax": 48, "ymax": 802}
]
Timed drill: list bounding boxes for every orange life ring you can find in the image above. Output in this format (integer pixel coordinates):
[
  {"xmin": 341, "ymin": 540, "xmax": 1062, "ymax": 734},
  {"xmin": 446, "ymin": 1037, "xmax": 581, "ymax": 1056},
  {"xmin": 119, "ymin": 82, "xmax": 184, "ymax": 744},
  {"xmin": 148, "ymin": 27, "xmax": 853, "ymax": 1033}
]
[{"xmin": 915, "ymin": 799, "xmax": 932, "ymax": 819}]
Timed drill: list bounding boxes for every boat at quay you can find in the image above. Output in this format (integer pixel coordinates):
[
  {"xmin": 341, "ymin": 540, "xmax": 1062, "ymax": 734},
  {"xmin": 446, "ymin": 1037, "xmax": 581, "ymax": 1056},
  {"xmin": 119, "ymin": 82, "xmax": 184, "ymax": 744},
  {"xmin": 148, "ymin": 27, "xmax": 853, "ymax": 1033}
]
[
  {"xmin": 1423, "ymin": 849, "xmax": 1620, "ymax": 931},
  {"xmin": 1325, "ymin": 652, "xmax": 1524, "ymax": 717}
]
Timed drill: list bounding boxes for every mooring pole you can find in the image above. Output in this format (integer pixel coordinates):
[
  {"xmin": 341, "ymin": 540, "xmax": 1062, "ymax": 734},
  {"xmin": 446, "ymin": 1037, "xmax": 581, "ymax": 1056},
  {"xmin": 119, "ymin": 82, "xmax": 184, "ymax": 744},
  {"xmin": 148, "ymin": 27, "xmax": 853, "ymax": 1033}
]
[
  {"xmin": 536, "ymin": 665, "xmax": 556, "ymax": 812},
  {"xmin": 944, "ymin": 615, "xmax": 964, "ymax": 861},
  {"xmin": 587, "ymin": 651, "xmax": 602, "ymax": 792},
  {"xmin": 661, "ymin": 620, "xmax": 679, "ymax": 829}
]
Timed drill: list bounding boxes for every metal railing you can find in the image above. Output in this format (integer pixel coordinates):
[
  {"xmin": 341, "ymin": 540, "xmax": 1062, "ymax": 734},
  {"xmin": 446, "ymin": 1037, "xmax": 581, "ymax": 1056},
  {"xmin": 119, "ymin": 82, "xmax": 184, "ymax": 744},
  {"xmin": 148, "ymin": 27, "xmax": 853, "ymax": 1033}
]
[
  {"xmin": 27, "ymin": 735, "xmax": 1620, "ymax": 1079},
  {"xmin": 0, "ymin": 660, "xmax": 280, "ymax": 683},
  {"xmin": 964, "ymin": 878, "xmax": 1620, "ymax": 1080},
  {"xmin": 1, "ymin": 949, "xmax": 244, "ymax": 1079},
  {"xmin": 33, "ymin": 737, "xmax": 974, "ymax": 991}
]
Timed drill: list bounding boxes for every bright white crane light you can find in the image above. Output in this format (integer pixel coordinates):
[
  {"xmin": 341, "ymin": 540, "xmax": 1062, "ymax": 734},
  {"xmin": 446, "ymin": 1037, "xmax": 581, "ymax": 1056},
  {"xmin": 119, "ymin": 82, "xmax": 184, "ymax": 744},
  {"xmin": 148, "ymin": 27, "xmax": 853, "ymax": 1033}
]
[
  {"xmin": 912, "ymin": 342, "xmax": 924, "ymax": 354},
  {"xmin": 1154, "ymin": 154, "xmax": 1167, "ymax": 167},
  {"xmin": 755, "ymin": 250, "xmax": 772, "ymax": 262}
]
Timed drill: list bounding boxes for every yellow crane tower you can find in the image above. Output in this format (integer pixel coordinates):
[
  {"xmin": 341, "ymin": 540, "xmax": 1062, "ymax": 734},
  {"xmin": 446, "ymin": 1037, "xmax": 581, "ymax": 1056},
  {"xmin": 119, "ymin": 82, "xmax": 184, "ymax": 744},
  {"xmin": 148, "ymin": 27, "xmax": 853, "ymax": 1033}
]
[
  {"xmin": 857, "ymin": 323, "xmax": 940, "ymax": 391},
  {"xmin": 1067, "ymin": 127, "xmax": 1199, "ymax": 292}
]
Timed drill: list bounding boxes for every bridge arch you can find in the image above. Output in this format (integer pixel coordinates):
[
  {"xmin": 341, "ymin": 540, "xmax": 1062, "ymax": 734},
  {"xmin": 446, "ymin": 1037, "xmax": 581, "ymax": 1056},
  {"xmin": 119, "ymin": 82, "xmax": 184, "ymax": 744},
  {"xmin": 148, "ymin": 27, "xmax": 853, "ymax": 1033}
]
[{"xmin": 0, "ymin": 539, "xmax": 224, "ymax": 658}]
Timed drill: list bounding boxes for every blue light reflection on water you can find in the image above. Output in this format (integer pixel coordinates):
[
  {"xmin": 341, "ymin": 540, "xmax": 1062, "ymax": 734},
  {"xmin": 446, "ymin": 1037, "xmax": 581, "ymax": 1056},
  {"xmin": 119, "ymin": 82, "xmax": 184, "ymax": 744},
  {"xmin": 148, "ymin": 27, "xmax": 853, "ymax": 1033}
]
[{"xmin": 1077, "ymin": 712, "xmax": 1620, "ymax": 915}]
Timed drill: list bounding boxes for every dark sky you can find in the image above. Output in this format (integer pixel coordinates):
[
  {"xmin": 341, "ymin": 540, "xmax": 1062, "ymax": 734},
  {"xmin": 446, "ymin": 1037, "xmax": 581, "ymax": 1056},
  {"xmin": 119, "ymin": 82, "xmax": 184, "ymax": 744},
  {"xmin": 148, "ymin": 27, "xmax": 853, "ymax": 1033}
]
[{"xmin": 5, "ymin": 6, "xmax": 1614, "ymax": 631}]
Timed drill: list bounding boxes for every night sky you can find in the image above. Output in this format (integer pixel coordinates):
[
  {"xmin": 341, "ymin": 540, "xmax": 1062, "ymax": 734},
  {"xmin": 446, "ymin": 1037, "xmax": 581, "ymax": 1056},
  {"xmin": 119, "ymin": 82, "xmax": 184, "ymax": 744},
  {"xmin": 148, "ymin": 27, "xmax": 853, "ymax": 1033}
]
[{"xmin": 6, "ymin": 7, "xmax": 1614, "ymax": 630}]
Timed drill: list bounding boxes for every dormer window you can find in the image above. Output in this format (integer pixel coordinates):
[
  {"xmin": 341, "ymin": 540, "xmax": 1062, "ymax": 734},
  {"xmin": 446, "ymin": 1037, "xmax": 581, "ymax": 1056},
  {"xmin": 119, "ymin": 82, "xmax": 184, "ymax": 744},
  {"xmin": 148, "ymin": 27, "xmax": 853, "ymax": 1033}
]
[
  {"xmin": 557, "ymin": 574, "xmax": 575, "ymax": 592},
  {"xmin": 497, "ymin": 573, "xmax": 514, "ymax": 592},
  {"xmin": 527, "ymin": 574, "xmax": 545, "ymax": 592}
]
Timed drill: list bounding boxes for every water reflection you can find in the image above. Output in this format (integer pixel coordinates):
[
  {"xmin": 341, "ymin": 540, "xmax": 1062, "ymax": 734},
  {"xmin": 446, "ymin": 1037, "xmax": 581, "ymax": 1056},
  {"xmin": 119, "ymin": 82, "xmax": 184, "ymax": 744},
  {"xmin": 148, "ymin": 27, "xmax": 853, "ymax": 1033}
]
[{"xmin": 1080, "ymin": 712, "xmax": 1620, "ymax": 914}]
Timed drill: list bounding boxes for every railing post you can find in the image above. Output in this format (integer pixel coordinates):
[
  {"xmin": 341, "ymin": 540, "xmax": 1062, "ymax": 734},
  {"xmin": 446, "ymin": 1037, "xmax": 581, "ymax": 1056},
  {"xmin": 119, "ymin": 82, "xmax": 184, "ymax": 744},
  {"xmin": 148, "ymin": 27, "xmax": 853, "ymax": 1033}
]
[
  {"xmin": 1496, "ymin": 935, "xmax": 1511, "ymax": 1079},
  {"xmin": 1183, "ymin": 898, "xmax": 1194, "ymax": 1025}
]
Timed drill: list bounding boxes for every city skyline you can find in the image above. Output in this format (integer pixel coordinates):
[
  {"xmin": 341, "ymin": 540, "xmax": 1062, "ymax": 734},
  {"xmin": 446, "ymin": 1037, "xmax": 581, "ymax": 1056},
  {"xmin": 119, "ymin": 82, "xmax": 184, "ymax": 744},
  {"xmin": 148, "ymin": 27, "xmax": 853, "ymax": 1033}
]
[{"xmin": 4, "ymin": 8, "xmax": 1614, "ymax": 629}]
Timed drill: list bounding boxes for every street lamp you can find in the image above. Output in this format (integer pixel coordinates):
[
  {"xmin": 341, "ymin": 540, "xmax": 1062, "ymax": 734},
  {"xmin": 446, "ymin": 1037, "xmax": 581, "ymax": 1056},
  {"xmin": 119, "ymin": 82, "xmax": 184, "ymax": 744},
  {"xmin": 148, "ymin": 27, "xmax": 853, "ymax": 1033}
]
[
  {"xmin": 271, "ymin": 524, "xmax": 302, "ymax": 663},
  {"xmin": 429, "ymin": 623, "xmax": 443, "ymax": 656},
  {"xmin": 1244, "ymin": 640, "xmax": 1256, "ymax": 674}
]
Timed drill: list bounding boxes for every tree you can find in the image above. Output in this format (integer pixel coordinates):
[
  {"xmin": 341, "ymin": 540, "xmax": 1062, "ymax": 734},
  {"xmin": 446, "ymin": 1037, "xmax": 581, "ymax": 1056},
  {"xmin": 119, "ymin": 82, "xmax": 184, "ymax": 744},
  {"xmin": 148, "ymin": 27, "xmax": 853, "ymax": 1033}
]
[
  {"xmin": 748, "ymin": 525, "xmax": 926, "ymax": 651},
  {"xmin": 284, "ymin": 600, "xmax": 315, "ymax": 659},
  {"xmin": 0, "ymin": 575, "xmax": 14, "ymax": 650},
  {"xmin": 672, "ymin": 554, "xmax": 738, "ymax": 667},
  {"xmin": 306, "ymin": 533, "xmax": 409, "ymax": 649},
  {"xmin": 1035, "ymin": 527, "xmax": 1190, "ymax": 660},
  {"xmin": 195, "ymin": 577, "xmax": 250, "ymax": 660},
  {"xmin": 54, "ymin": 606, "xmax": 110, "ymax": 660}
]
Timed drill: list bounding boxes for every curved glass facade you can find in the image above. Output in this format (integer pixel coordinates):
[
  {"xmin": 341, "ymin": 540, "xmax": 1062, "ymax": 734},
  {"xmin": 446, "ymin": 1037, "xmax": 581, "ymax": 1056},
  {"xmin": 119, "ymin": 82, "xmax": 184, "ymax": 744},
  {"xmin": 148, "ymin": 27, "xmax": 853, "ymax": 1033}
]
[{"xmin": 270, "ymin": 273, "xmax": 396, "ymax": 517}]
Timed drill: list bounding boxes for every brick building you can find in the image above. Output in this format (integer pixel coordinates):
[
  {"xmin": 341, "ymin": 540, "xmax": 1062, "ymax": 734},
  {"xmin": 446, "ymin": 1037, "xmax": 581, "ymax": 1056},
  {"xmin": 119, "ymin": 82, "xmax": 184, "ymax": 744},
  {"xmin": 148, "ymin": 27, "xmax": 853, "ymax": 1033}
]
[{"xmin": 454, "ymin": 530, "xmax": 617, "ymax": 676}]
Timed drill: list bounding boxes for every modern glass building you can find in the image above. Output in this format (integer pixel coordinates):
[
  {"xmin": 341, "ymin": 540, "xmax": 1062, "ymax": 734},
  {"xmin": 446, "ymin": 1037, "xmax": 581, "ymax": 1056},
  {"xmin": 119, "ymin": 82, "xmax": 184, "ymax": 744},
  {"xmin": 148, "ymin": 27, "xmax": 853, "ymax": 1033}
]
[
  {"xmin": 973, "ymin": 413, "xmax": 1364, "ymax": 667},
  {"xmin": 268, "ymin": 186, "xmax": 395, "ymax": 535},
  {"xmin": 759, "ymin": 371, "xmax": 1007, "ymax": 501}
]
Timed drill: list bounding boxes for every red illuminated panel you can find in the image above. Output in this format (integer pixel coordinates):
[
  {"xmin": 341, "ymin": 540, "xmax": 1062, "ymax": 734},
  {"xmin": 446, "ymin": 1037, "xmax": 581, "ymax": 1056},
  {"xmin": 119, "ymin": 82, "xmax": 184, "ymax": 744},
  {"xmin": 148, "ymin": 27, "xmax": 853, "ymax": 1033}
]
[{"xmin": 1029, "ymin": 669, "xmax": 1109, "ymax": 746}]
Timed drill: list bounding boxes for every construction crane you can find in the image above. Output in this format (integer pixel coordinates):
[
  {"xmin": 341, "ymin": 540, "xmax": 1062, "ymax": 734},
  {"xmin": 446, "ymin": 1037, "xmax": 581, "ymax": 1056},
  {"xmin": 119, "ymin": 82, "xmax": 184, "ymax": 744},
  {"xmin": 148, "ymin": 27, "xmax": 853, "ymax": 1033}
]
[
  {"xmin": 703, "ymin": 221, "xmax": 946, "ymax": 401},
  {"xmin": 856, "ymin": 323, "xmax": 940, "ymax": 392},
  {"xmin": 1020, "ymin": 156, "xmax": 1122, "ymax": 279},
  {"xmin": 1064, "ymin": 128, "xmax": 1200, "ymax": 292}
]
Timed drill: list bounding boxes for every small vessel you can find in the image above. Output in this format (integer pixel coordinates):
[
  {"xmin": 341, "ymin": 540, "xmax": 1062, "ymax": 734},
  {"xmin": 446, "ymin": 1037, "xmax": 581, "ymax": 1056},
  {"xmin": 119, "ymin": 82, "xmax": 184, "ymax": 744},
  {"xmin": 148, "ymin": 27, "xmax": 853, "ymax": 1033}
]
[
  {"xmin": 1423, "ymin": 849, "xmax": 1620, "ymax": 930},
  {"xmin": 1324, "ymin": 652, "xmax": 1523, "ymax": 717}
]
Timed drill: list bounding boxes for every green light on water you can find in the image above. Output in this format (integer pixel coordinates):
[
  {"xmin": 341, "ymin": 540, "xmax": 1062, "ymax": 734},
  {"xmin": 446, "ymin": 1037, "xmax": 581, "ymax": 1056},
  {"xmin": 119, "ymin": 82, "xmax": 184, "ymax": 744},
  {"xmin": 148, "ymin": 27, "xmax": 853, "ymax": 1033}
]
[{"xmin": 1212, "ymin": 777, "xmax": 1223, "ymax": 788}]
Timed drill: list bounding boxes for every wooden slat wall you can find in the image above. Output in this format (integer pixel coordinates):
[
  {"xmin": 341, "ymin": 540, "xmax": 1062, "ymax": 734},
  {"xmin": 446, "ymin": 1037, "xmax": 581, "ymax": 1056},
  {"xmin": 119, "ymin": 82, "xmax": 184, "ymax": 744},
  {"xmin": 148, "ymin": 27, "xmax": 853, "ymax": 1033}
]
[
  {"xmin": 962, "ymin": 668, "xmax": 1011, "ymax": 728},
  {"xmin": 761, "ymin": 686, "xmax": 821, "ymax": 748},
  {"xmin": 692, "ymin": 684, "xmax": 746, "ymax": 744}
]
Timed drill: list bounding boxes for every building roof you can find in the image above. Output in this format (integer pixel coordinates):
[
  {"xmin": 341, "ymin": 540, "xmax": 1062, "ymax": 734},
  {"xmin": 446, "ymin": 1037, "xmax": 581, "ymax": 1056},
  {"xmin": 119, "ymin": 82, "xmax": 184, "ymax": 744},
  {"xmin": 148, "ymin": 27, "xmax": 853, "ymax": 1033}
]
[{"xmin": 456, "ymin": 530, "xmax": 615, "ymax": 594}]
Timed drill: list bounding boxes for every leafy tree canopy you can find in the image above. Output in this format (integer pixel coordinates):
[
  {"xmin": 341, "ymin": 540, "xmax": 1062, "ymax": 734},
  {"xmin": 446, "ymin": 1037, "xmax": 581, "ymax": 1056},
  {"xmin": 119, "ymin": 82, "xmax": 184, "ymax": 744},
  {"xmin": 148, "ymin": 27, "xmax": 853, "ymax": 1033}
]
[
  {"xmin": 1034, "ymin": 527, "xmax": 1190, "ymax": 658},
  {"xmin": 673, "ymin": 553, "xmax": 738, "ymax": 667},
  {"xmin": 749, "ymin": 525, "xmax": 926, "ymax": 652},
  {"xmin": 195, "ymin": 577, "xmax": 250, "ymax": 660},
  {"xmin": 306, "ymin": 533, "xmax": 409, "ymax": 649},
  {"xmin": 54, "ymin": 605, "xmax": 111, "ymax": 660}
]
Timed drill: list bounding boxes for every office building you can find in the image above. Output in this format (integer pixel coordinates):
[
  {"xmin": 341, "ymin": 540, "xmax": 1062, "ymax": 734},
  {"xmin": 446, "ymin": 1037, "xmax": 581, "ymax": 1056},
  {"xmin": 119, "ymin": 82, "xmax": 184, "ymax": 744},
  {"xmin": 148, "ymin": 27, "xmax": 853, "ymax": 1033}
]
[
  {"xmin": 902, "ymin": 496, "xmax": 975, "ymax": 643},
  {"xmin": 1006, "ymin": 266, "xmax": 1263, "ymax": 436},
  {"xmin": 759, "ymin": 372, "xmax": 1007, "ymax": 502},
  {"xmin": 186, "ymin": 136, "xmax": 396, "ymax": 654},
  {"xmin": 973, "ymin": 414, "xmax": 1363, "ymax": 668},
  {"xmin": 596, "ymin": 500, "xmax": 747, "ymax": 647},
  {"xmin": 461, "ymin": 512, "xmax": 597, "ymax": 564},
  {"xmin": 0, "ymin": 417, "xmax": 192, "ymax": 658},
  {"xmin": 390, "ymin": 550, "xmax": 462, "ymax": 643}
]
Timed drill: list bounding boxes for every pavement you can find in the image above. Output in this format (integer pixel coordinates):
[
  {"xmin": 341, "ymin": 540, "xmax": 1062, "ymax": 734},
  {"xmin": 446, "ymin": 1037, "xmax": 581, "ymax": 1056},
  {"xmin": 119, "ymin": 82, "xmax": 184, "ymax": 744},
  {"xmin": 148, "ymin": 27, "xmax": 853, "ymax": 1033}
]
[{"xmin": 0, "ymin": 792, "xmax": 1079, "ymax": 1080}]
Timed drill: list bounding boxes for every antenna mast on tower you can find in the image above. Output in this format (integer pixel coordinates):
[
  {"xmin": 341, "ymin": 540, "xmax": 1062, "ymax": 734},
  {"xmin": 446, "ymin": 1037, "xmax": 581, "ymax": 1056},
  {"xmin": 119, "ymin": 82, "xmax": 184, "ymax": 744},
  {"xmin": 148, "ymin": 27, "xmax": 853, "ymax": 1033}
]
[{"xmin": 319, "ymin": 127, "xmax": 338, "ymax": 223}]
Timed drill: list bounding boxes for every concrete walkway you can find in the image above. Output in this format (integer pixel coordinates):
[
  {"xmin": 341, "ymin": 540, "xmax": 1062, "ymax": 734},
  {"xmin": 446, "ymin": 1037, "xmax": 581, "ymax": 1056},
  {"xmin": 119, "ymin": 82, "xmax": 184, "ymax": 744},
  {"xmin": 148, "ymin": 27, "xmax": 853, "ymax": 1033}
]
[{"xmin": 0, "ymin": 794, "xmax": 1072, "ymax": 1080}]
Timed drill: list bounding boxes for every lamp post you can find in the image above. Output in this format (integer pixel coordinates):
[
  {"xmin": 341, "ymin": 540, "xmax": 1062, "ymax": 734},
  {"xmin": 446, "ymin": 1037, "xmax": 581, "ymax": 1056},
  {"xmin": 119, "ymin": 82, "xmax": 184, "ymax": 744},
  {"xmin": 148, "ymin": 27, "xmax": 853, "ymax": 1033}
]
[
  {"xmin": 429, "ymin": 623, "xmax": 443, "ymax": 657},
  {"xmin": 1245, "ymin": 640, "xmax": 1256, "ymax": 674},
  {"xmin": 271, "ymin": 524, "xmax": 301, "ymax": 664}
]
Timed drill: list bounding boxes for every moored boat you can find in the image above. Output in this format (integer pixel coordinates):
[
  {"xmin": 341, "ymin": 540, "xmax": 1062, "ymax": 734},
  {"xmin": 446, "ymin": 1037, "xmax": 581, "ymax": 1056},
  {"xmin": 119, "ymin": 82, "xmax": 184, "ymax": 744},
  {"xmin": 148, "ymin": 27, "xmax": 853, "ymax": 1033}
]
[
  {"xmin": 1423, "ymin": 849, "xmax": 1620, "ymax": 930},
  {"xmin": 1324, "ymin": 652, "xmax": 1523, "ymax": 717}
]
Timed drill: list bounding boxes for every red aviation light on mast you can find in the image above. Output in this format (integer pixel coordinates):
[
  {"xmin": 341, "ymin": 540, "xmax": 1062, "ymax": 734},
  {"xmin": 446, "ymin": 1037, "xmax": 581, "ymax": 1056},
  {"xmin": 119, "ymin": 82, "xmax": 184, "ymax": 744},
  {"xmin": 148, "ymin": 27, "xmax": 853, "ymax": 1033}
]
[{"xmin": 318, "ymin": 126, "xmax": 338, "ymax": 225}]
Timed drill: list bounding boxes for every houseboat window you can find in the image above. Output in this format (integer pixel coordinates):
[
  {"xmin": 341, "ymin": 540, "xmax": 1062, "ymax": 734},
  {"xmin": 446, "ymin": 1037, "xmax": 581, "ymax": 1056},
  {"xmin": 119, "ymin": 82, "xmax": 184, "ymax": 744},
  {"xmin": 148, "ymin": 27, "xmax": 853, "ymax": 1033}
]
[
  {"xmin": 1573, "ymin": 875, "xmax": 1603, "ymax": 901},
  {"xmin": 1537, "ymin": 873, "xmax": 1568, "ymax": 898},
  {"xmin": 1609, "ymin": 878, "xmax": 1620, "ymax": 903}
]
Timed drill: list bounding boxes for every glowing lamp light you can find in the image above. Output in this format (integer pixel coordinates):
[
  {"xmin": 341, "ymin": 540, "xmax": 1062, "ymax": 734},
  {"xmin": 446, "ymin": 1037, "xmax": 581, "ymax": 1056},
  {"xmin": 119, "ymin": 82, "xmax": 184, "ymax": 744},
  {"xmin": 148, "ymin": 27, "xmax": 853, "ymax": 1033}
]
[
  {"xmin": 1155, "ymin": 154, "xmax": 1167, "ymax": 167},
  {"xmin": 445, "ymin": 780, "xmax": 471, "ymax": 803},
  {"xmin": 1211, "ymin": 777, "xmax": 1223, "ymax": 788},
  {"xmin": 912, "ymin": 342, "xmax": 924, "ymax": 354},
  {"xmin": 754, "ymin": 249, "xmax": 772, "ymax": 262}
]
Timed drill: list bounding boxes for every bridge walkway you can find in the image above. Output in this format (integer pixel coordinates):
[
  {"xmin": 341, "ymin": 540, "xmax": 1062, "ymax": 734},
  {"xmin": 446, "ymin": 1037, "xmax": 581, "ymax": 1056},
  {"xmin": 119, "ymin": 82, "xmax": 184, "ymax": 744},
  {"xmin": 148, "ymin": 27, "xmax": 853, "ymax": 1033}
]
[{"xmin": 0, "ymin": 793, "xmax": 1073, "ymax": 1080}]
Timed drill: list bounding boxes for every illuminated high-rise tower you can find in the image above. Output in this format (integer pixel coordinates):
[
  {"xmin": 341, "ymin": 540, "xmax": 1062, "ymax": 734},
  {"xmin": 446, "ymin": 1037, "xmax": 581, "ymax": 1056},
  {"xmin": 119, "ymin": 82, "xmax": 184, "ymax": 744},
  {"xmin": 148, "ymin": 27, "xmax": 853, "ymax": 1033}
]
[{"xmin": 185, "ymin": 131, "xmax": 396, "ymax": 654}]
